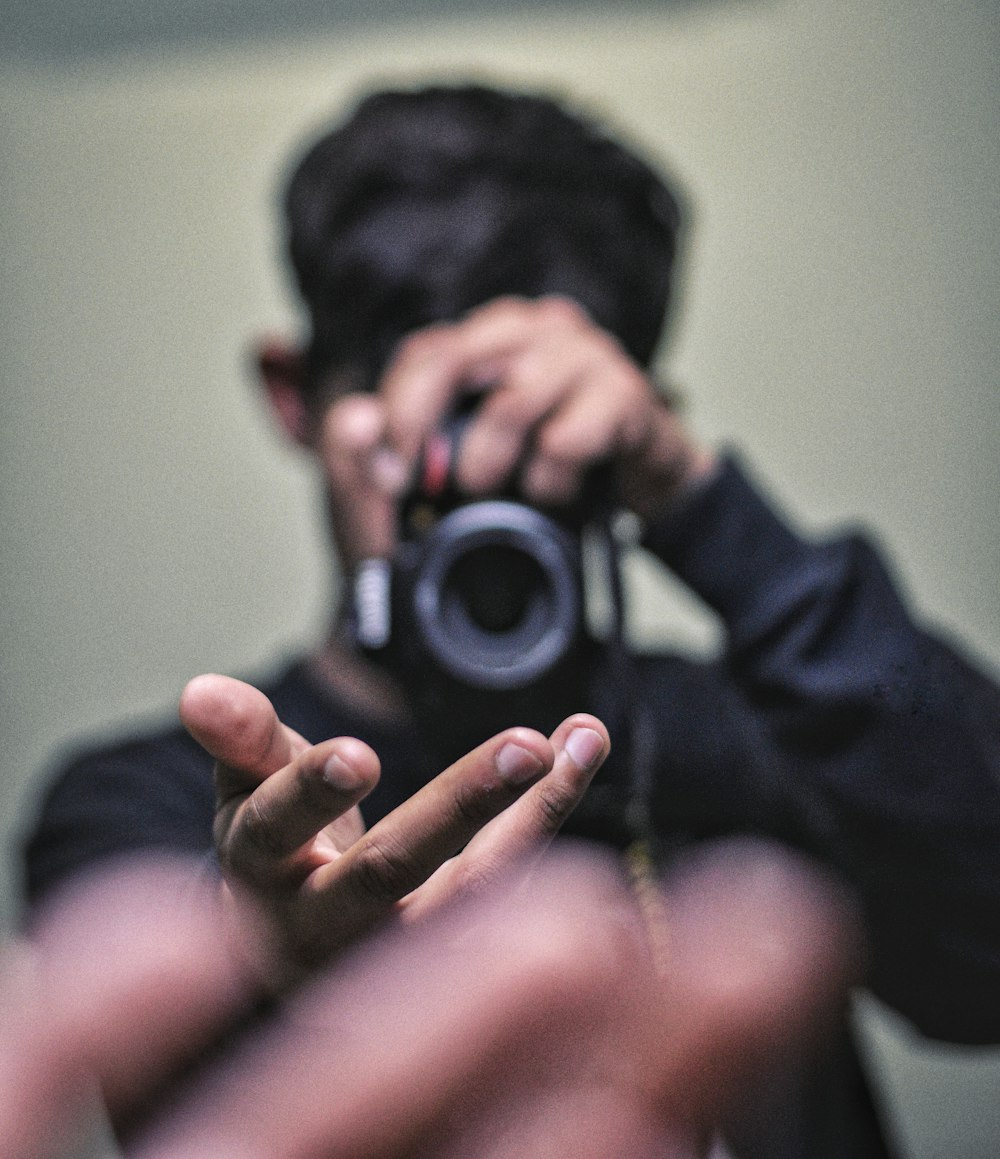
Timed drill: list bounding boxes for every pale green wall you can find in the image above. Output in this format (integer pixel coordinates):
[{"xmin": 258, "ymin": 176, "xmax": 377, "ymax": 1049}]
[{"xmin": 2, "ymin": 2, "xmax": 998, "ymax": 1156}]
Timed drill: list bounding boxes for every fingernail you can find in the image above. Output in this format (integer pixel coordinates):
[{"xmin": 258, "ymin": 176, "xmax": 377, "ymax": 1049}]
[
  {"xmin": 323, "ymin": 752, "xmax": 361, "ymax": 789},
  {"xmin": 496, "ymin": 742, "xmax": 544, "ymax": 786},
  {"xmin": 564, "ymin": 727, "xmax": 604, "ymax": 771}
]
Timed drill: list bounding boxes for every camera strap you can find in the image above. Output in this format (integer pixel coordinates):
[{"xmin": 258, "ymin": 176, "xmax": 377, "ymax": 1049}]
[{"xmin": 591, "ymin": 510, "xmax": 672, "ymax": 975}]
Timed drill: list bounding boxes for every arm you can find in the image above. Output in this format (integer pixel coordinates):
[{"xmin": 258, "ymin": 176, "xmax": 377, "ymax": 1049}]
[{"xmin": 643, "ymin": 456, "xmax": 1000, "ymax": 1041}]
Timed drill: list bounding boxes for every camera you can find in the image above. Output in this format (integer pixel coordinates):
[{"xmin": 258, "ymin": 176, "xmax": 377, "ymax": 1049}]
[{"xmin": 351, "ymin": 396, "xmax": 607, "ymax": 693}]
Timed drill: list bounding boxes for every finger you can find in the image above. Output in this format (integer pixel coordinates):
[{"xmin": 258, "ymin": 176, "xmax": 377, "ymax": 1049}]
[
  {"xmin": 452, "ymin": 303, "xmax": 647, "ymax": 501},
  {"xmin": 455, "ymin": 355, "xmax": 575, "ymax": 493},
  {"xmin": 632, "ymin": 840, "xmax": 862, "ymax": 1131},
  {"xmin": 317, "ymin": 393, "xmax": 403, "ymax": 563},
  {"xmin": 179, "ymin": 674, "xmax": 309, "ymax": 802},
  {"xmin": 2, "ymin": 859, "xmax": 255, "ymax": 1156},
  {"xmin": 422, "ymin": 714, "xmax": 610, "ymax": 905},
  {"xmin": 490, "ymin": 711, "xmax": 609, "ymax": 844},
  {"xmin": 224, "ymin": 736, "xmax": 380, "ymax": 880},
  {"xmin": 450, "ymin": 300, "xmax": 602, "ymax": 493},
  {"xmin": 306, "ymin": 726, "xmax": 556, "ymax": 937},
  {"xmin": 521, "ymin": 363, "xmax": 651, "ymax": 505},
  {"xmin": 132, "ymin": 850, "xmax": 651, "ymax": 1159},
  {"xmin": 381, "ymin": 297, "xmax": 543, "ymax": 465},
  {"xmin": 379, "ymin": 322, "xmax": 485, "ymax": 467},
  {"xmin": 437, "ymin": 1084, "xmax": 684, "ymax": 1159}
]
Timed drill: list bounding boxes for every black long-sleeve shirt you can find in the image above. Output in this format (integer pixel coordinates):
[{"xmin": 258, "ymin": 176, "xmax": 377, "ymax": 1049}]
[{"xmin": 21, "ymin": 456, "xmax": 1000, "ymax": 1158}]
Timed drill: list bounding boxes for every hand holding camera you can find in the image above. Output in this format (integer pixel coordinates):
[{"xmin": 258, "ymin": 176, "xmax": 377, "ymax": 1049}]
[
  {"xmin": 378, "ymin": 294, "xmax": 714, "ymax": 515},
  {"xmin": 337, "ymin": 296, "xmax": 715, "ymax": 696},
  {"xmin": 321, "ymin": 295, "xmax": 714, "ymax": 576}
]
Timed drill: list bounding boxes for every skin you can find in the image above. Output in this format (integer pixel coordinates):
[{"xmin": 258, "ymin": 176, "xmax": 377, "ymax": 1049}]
[
  {"xmin": 2, "ymin": 845, "xmax": 858, "ymax": 1159},
  {"xmin": 180, "ymin": 672, "xmax": 610, "ymax": 982},
  {"xmin": 261, "ymin": 294, "xmax": 718, "ymax": 571}
]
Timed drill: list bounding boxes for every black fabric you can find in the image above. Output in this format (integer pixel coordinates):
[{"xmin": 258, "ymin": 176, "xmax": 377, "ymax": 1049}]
[{"xmin": 21, "ymin": 455, "xmax": 1000, "ymax": 1159}]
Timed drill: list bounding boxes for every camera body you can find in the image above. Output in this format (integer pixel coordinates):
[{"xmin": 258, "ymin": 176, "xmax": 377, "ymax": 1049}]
[{"xmin": 352, "ymin": 400, "xmax": 600, "ymax": 693}]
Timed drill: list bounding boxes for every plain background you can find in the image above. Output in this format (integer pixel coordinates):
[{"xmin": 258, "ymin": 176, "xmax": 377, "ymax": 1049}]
[{"xmin": 2, "ymin": 1, "xmax": 998, "ymax": 1155}]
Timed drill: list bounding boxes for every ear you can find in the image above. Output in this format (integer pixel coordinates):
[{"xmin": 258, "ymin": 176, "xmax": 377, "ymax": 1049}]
[{"xmin": 255, "ymin": 337, "xmax": 311, "ymax": 446}]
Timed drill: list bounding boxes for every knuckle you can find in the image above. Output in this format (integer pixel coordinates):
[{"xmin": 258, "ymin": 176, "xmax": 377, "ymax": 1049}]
[
  {"xmin": 450, "ymin": 780, "xmax": 507, "ymax": 831},
  {"xmin": 451, "ymin": 855, "xmax": 503, "ymax": 898},
  {"xmin": 397, "ymin": 326, "xmax": 431, "ymax": 355},
  {"xmin": 234, "ymin": 793, "xmax": 287, "ymax": 861},
  {"xmin": 481, "ymin": 386, "xmax": 536, "ymax": 432},
  {"xmin": 476, "ymin": 293, "xmax": 527, "ymax": 318},
  {"xmin": 393, "ymin": 326, "xmax": 442, "ymax": 366},
  {"xmin": 325, "ymin": 395, "xmax": 383, "ymax": 450},
  {"xmin": 351, "ymin": 836, "xmax": 424, "ymax": 903},
  {"xmin": 532, "ymin": 782, "xmax": 579, "ymax": 835},
  {"xmin": 537, "ymin": 294, "xmax": 587, "ymax": 326}
]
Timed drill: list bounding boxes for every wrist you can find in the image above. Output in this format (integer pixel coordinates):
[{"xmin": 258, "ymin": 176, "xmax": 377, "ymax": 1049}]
[{"xmin": 619, "ymin": 404, "xmax": 718, "ymax": 523}]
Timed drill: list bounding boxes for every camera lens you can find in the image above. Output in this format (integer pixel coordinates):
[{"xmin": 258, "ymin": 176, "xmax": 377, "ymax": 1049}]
[
  {"xmin": 413, "ymin": 500, "xmax": 581, "ymax": 690},
  {"xmin": 443, "ymin": 545, "xmax": 547, "ymax": 635}
]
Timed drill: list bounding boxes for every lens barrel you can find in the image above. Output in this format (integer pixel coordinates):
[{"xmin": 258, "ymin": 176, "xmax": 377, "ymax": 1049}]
[{"xmin": 410, "ymin": 499, "xmax": 582, "ymax": 690}]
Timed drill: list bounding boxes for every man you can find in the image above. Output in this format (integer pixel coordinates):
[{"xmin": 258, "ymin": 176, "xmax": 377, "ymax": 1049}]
[{"xmin": 23, "ymin": 84, "xmax": 1000, "ymax": 1156}]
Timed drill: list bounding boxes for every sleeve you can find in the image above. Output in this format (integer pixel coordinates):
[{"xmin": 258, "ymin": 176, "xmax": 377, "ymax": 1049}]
[
  {"xmin": 21, "ymin": 729, "xmax": 216, "ymax": 915},
  {"xmin": 641, "ymin": 455, "xmax": 1000, "ymax": 1043}
]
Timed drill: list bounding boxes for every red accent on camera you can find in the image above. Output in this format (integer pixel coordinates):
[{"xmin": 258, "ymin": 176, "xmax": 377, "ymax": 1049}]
[{"xmin": 422, "ymin": 432, "xmax": 451, "ymax": 498}]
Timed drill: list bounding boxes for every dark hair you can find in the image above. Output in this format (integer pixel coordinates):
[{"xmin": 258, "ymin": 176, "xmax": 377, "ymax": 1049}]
[{"xmin": 284, "ymin": 84, "xmax": 684, "ymax": 395}]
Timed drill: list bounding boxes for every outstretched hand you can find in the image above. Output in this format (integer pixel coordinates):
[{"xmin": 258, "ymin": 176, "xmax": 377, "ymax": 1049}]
[
  {"xmin": 2, "ymin": 842, "xmax": 859, "ymax": 1159},
  {"xmin": 179, "ymin": 673, "xmax": 609, "ymax": 981}
]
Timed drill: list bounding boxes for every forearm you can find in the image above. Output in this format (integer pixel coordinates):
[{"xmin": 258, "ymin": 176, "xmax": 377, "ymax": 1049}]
[
  {"xmin": 640, "ymin": 455, "xmax": 1000, "ymax": 1039},
  {"xmin": 640, "ymin": 454, "xmax": 962, "ymax": 713}
]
